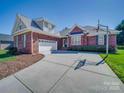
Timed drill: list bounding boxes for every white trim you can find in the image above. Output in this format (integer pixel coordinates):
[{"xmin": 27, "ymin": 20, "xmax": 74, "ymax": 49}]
[
  {"xmin": 69, "ymin": 33, "xmax": 84, "ymax": 36},
  {"xmin": 68, "ymin": 24, "xmax": 87, "ymax": 34},
  {"xmin": 62, "ymin": 39, "xmax": 65, "ymax": 47},
  {"xmin": 39, "ymin": 39, "xmax": 57, "ymax": 43},
  {"xmin": 15, "ymin": 36, "xmax": 18, "ymax": 47},
  {"xmin": 23, "ymin": 34, "xmax": 26, "ymax": 48},
  {"xmin": 38, "ymin": 39, "xmax": 58, "ymax": 54},
  {"xmin": 71, "ymin": 35, "xmax": 81, "ymax": 45},
  {"xmin": 98, "ymin": 35, "xmax": 104, "ymax": 45},
  {"xmin": 13, "ymin": 28, "xmax": 60, "ymax": 38}
]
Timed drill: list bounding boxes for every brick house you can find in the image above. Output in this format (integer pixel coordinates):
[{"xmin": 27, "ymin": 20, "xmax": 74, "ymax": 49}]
[{"xmin": 12, "ymin": 14, "xmax": 119, "ymax": 54}]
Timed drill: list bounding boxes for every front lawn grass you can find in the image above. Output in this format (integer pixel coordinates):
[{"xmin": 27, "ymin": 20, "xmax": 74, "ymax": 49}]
[
  {"xmin": 100, "ymin": 49, "xmax": 124, "ymax": 83},
  {"xmin": 0, "ymin": 50, "xmax": 16, "ymax": 62}
]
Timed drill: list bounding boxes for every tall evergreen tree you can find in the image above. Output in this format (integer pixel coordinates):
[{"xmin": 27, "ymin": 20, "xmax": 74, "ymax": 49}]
[{"xmin": 116, "ymin": 20, "xmax": 124, "ymax": 45}]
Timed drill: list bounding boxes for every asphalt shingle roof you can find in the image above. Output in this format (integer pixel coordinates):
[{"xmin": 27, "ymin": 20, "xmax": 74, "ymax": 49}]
[{"xmin": 13, "ymin": 14, "xmax": 120, "ymax": 37}]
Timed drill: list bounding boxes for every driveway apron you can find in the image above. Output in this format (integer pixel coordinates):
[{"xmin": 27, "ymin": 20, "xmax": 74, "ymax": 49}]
[{"xmin": 0, "ymin": 52, "xmax": 124, "ymax": 93}]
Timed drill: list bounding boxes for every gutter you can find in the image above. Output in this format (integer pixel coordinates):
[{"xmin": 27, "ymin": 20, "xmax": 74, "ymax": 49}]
[{"xmin": 12, "ymin": 28, "xmax": 61, "ymax": 38}]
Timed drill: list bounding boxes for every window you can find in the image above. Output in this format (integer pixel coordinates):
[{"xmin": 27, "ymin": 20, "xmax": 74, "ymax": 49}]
[
  {"xmin": 22, "ymin": 34, "xmax": 26, "ymax": 48},
  {"xmin": 98, "ymin": 35, "xmax": 104, "ymax": 45},
  {"xmin": 71, "ymin": 35, "xmax": 81, "ymax": 45},
  {"xmin": 15, "ymin": 36, "xmax": 18, "ymax": 47}
]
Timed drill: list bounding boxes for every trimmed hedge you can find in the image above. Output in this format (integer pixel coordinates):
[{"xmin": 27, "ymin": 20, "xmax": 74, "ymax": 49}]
[
  {"xmin": 117, "ymin": 45, "xmax": 124, "ymax": 49},
  {"xmin": 68, "ymin": 45, "xmax": 116, "ymax": 53},
  {"xmin": 7, "ymin": 47, "xmax": 20, "ymax": 55}
]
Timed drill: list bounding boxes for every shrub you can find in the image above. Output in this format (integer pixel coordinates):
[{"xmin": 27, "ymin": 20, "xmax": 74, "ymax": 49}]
[
  {"xmin": 68, "ymin": 45, "xmax": 116, "ymax": 53},
  {"xmin": 8, "ymin": 47, "xmax": 19, "ymax": 55},
  {"xmin": 117, "ymin": 45, "xmax": 124, "ymax": 49}
]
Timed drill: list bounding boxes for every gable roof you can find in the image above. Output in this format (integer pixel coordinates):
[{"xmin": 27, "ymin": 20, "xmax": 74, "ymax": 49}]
[
  {"xmin": 69, "ymin": 24, "xmax": 86, "ymax": 32},
  {"xmin": 34, "ymin": 17, "xmax": 55, "ymax": 29},
  {"xmin": 59, "ymin": 27, "xmax": 70, "ymax": 37},
  {"xmin": 12, "ymin": 14, "xmax": 31, "ymax": 34},
  {"xmin": 12, "ymin": 14, "xmax": 120, "ymax": 37},
  {"xmin": 12, "ymin": 14, "xmax": 56, "ymax": 32},
  {"xmin": 69, "ymin": 24, "xmax": 87, "ymax": 35},
  {"xmin": 60, "ymin": 24, "xmax": 88, "ymax": 37},
  {"xmin": 60, "ymin": 25, "xmax": 120, "ymax": 37},
  {"xmin": 83, "ymin": 26, "xmax": 120, "ymax": 36},
  {"xmin": 12, "ymin": 14, "xmax": 60, "ymax": 37}
]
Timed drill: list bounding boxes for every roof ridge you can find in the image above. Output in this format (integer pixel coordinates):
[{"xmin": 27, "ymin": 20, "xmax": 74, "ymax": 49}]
[
  {"xmin": 16, "ymin": 13, "xmax": 32, "ymax": 28},
  {"xmin": 16, "ymin": 13, "xmax": 30, "ymax": 19}
]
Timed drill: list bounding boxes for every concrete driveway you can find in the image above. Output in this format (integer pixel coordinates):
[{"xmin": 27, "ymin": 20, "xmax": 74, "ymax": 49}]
[{"xmin": 0, "ymin": 51, "xmax": 124, "ymax": 93}]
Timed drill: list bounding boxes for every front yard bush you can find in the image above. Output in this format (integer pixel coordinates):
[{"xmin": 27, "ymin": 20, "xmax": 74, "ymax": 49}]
[
  {"xmin": 8, "ymin": 47, "xmax": 19, "ymax": 55},
  {"xmin": 117, "ymin": 45, "xmax": 124, "ymax": 49},
  {"xmin": 68, "ymin": 45, "xmax": 116, "ymax": 53}
]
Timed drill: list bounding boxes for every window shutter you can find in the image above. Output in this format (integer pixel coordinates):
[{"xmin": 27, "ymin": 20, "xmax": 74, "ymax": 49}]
[
  {"xmin": 96, "ymin": 35, "xmax": 98, "ymax": 45},
  {"xmin": 104, "ymin": 35, "xmax": 106, "ymax": 45}
]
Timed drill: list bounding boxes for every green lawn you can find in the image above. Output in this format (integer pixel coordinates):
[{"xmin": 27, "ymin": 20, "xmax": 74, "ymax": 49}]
[
  {"xmin": 0, "ymin": 50, "xmax": 16, "ymax": 62},
  {"xmin": 100, "ymin": 49, "xmax": 124, "ymax": 83}
]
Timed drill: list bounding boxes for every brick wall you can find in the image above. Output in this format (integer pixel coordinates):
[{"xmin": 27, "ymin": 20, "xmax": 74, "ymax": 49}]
[
  {"xmin": 82, "ymin": 35, "xmax": 87, "ymax": 45},
  {"xmin": 67, "ymin": 35, "xmax": 96, "ymax": 47},
  {"xmin": 14, "ymin": 31, "xmax": 117, "ymax": 54},
  {"xmin": 14, "ymin": 32, "xmax": 62, "ymax": 54},
  {"xmin": 109, "ymin": 34, "xmax": 116, "ymax": 47},
  {"xmin": 67, "ymin": 34, "xmax": 117, "ymax": 50},
  {"xmin": 32, "ymin": 32, "xmax": 61, "ymax": 54},
  {"xmin": 85, "ymin": 35, "xmax": 116, "ymax": 47},
  {"xmin": 14, "ymin": 32, "xmax": 32, "ymax": 53},
  {"xmin": 87, "ymin": 36, "xmax": 97, "ymax": 46},
  {"xmin": 25, "ymin": 32, "xmax": 32, "ymax": 53}
]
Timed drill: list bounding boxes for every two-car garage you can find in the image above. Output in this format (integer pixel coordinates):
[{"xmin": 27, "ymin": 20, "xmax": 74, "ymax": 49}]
[{"xmin": 39, "ymin": 39, "xmax": 57, "ymax": 55}]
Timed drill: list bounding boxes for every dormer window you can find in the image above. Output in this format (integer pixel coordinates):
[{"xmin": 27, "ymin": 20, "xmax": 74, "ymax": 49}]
[{"xmin": 33, "ymin": 17, "xmax": 55, "ymax": 31}]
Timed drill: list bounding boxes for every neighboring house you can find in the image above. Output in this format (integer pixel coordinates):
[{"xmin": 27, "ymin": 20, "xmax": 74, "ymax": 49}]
[
  {"xmin": 0, "ymin": 33, "xmax": 13, "ymax": 50},
  {"xmin": 12, "ymin": 14, "xmax": 119, "ymax": 54}
]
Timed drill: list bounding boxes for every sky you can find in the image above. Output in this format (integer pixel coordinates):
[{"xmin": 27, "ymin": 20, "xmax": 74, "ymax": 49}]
[{"xmin": 0, "ymin": 0, "xmax": 124, "ymax": 34}]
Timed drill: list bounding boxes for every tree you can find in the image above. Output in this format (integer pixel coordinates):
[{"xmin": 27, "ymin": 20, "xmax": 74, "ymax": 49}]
[{"xmin": 116, "ymin": 20, "xmax": 124, "ymax": 45}]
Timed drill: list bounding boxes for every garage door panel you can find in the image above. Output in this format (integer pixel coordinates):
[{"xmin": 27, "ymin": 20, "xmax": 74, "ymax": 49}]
[{"xmin": 39, "ymin": 39, "xmax": 57, "ymax": 54}]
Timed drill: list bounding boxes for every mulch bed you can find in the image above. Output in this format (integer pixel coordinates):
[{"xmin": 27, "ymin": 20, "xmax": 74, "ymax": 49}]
[{"xmin": 0, "ymin": 54, "xmax": 44, "ymax": 80}]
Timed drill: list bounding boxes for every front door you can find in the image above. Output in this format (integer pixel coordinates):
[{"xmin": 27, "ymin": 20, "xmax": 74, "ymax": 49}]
[{"xmin": 63, "ymin": 39, "xmax": 67, "ymax": 48}]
